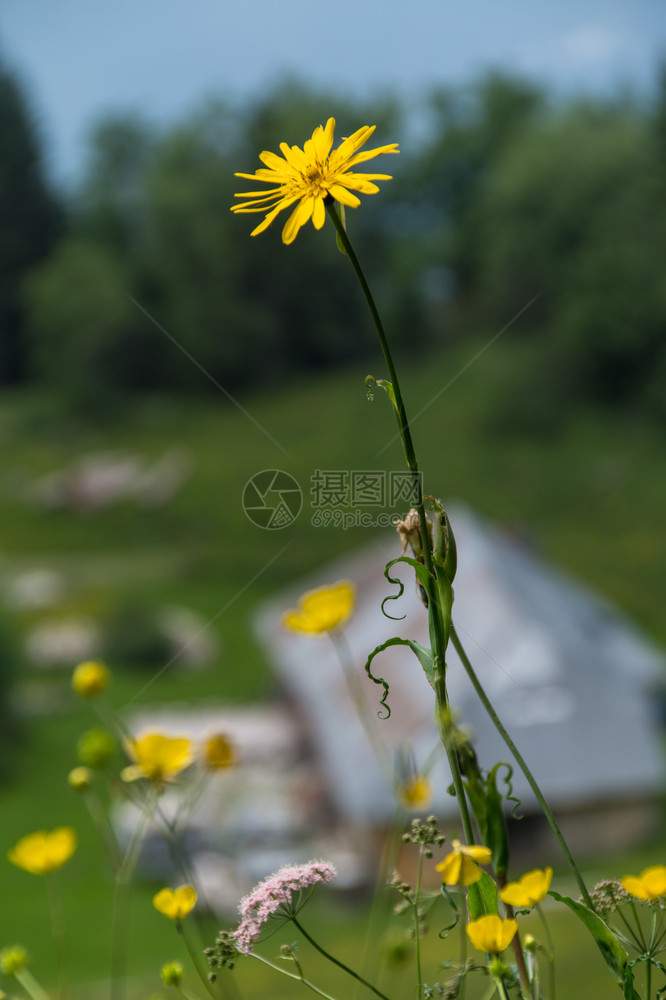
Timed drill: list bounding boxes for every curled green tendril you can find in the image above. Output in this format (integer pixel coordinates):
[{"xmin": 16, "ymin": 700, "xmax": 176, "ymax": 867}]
[
  {"xmin": 381, "ymin": 563, "xmax": 406, "ymax": 621},
  {"xmin": 363, "ymin": 644, "xmax": 392, "ymax": 719},
  {"xmin": 496, "ymin": 762, "xmax": 522, "ymax": 820}
]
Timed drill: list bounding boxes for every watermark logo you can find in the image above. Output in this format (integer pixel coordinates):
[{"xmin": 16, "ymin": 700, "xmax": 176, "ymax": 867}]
[
  {"xmin": 242, "ymin": 469, "xmax": 422, "ymax": 530},
  {"xmin": 242, "ymin": 470, "xmax": 303, "ymax": 529}
]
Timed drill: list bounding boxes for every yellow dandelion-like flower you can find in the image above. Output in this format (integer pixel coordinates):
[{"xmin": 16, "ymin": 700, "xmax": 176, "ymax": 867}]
[
  {"xmin": 121, "ymin": 732, "xmax": 193, "ymax": 785},
  {"xmin": 397, "ymin": 775, "xmax": 432, "ymax": 811},
  {"xmin": 466, "ymin": 915, "xmax": 518, "ymax": 954},
  {"xmin": 231, "ymin": 117, "xmax": 399, "ymax": 244},
  {"xmin": 7, "ymin": 827, "xmax": 77, "ymax": 875},
  {"xmin": 153, "ymin": 885, "xmax": 198, "ymax": 921},
  {"xmin": 202, "ymin": 733, "xmax": 236, "ymax": 771},
  {"xmin": 621, "ymin": 865, "xmax": 666, "ymax": 900},
  {"xmin": 71, "ymin": 660, "xmax": 111, "ymax": 698},
  {"xmin": 436, "ymin": 839, "xmax": 492, "ymax": 887},
  {"xmin": 500, "ymin": 867, "xmax": 553, "ymax": 909},
  {"xmin": 281, "ymin": 580, "xmax": 355, "ymax": 635}
]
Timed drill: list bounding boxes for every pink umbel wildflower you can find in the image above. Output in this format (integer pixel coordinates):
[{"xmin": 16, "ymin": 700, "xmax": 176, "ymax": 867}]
[{"xmin": 234, "ymin": 860, "xmax": 337, "ymax": 954}]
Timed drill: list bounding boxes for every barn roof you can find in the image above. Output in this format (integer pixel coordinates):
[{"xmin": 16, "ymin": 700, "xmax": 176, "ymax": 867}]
[{"xmin": 256, "ymin": 504, "xmax": 665, "ymax": 825}]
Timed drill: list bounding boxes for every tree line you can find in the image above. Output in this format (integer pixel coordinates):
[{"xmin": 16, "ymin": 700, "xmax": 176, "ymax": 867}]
[{"xmin": 2, "ymin": 62, "xmax": 666, "ymax": 425}]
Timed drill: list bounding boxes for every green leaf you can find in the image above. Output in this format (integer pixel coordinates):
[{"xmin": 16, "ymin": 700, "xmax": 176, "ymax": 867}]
[
  {"xmin": 467, "ymin": 871, "xmax": 499, "ymax": 920},
  {"xmin": 484, "ymin": 764, "xmax": 511, "ymax": 878},
  {"xmin": 550, "ymin": 890, "xmax": 630, "ymax": 986},
  {"xmin": 623, "ymin": 964, "xmax": 642, "ymax": 1000}
]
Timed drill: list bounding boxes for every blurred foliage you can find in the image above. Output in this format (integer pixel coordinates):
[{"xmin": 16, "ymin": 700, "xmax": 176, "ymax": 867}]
[{"xmin": 2, "ymin": 65, "xmax": 665, "ymax": 425}]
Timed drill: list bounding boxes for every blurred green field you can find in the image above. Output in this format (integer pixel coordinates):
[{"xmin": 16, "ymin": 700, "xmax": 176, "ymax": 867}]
[{"xmin": 1, "ymin": 331, "xmax": 665, "ymax": 997}]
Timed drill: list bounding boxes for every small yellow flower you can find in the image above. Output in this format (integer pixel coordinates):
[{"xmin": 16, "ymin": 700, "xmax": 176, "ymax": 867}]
[
  {"xmin": 202, "ymin": 734, "xmax": 236, "ymax": 771},
  {"xmin": 436, "ymin": 840, "xmax": 492, "ymax": 887},
  {"xmin": 71, "ymin": 660, "xmax": 110, "ymax": 698},
  {"xmin": 500, "ymin": 867, "xmax": 553, "ymax": 909},
  {"xmin": 67, "ymin": 766, "xmax": 94, "ymax": 792},
  {"xmin": 0, "ymin": 945, "xmax": 29, "ymax": 975},
  {"xmin": 281, "ymin": 580, "xmax": 355, "ymax": 634},
  {"xmin": 232, "ymin": 117, "xmax": 399, "ymax": 244},
  {"xmin": 621, "ymin": 865, "xmax": 666, "ymax": 900},
  {"xmin": 397, "ymin": 775, "xmax": 432, "ymax": 811},
  {"xmin": 466, "ymin": 915, "xmax": 518, "ymax": 954},
  {"xmin": 153, "ymin": 885, "xmax": 197, "ymax": 920},
  {"xmin": 122, "ymin": 733, "xmax": 193, "ymax": 784},
  {"xmin": 7, "ymin": 827, "xmax": 77, "ymax": 875}
]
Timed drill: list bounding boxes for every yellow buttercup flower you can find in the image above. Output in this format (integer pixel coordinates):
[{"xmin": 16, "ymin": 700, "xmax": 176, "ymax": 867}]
[
  {"xmin": 621, "ymin": 865, "xmax": 666, "ymax": 900},
  {"xmin": 397, "ymin": 775, "xmax": 432, "ymax": 811},
  {"xmin": 281, "ymin": 580, "xmax": 355, "ymax": 635},
  {"xmin": 121, "ymin": 732, "xmax": 193, "ymax": 784},
  {"xmin": 500, "ymin": 867, "xmax": 553, "ymax": 909},
  {"xmin": 232, "ymin": 118, "xmax": 399, "ymax": 244},
  {"xmin": 7, "ymin": 827, "xmax": 77, "ymax": 875},
  {"xmin": 202, "ymin": 734, "xmax": 236, "ymax": 771},
  {"xmin": 153, "ymin": 885, "xmax": 198, "ymax": 920},
  {"xmin": 467, "ymin": 915, "xmax": 518, "ymax": 954},
  {"xmin": 71, "ymin": 660, "xmax": 110, "ymax": 698},
  {"xmin": 436, "ymin": 839, "xmax": 492, "ymax": 887}
]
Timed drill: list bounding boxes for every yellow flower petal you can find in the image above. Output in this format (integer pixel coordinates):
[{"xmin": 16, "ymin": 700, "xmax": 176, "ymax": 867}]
[
  {"xmin": 621, "ymin": 865, "xmax": 666, "ymax": 900},
  {"xmin": 123, "ymin": 733, "xmax": 193, "ymax": 784},
  {"xmin": 500, "ymin": 867, "xmax": 553, "ymax": 909},
  {"xmin": 231, "ymin": 118, "xmax": 399, "ymax": 242},
  {"xmin": 7, "ymin": 827, "xmax": 77, "ymax": 875},
  {"xmin": 435, "ymin": 840, "xmax": 491, "ymax": 886},
  {"xmin": 281, "ymin": 581, "xmax": 355, "ymax": 634},
  {"xmin": 467, "ymin": 915, "xmax": 518, "ymax": 954},
  {"xmin": 153, "ymin": 885, "xmax": 198, "ymax": 920}
]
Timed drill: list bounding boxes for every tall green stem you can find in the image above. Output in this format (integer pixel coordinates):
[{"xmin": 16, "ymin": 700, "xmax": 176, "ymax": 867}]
[
  {"xmin": 326, "ymin": 202, "xmax": 476, "ymax": 848},
  {"xmin": 291, "ymin": 915, "xmax": 393, "ymax": 1000},
  {"xmin": 450, "ymin": 625, "xmax": 593, "ymax": 908}
]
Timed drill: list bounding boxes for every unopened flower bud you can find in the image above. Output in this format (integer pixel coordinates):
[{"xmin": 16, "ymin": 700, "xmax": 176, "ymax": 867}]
[
  {"xmin": 0, "ymin": 945, "xmax": 28, "ymax": 975},
  {"xmin": 71, "ymin": 660, "xmax": 110, "ymax": 698},
  {"xmin": 160, "ymin": 961, "xmax": 184, "ymax": 986},
  {"xmin": 68, "ymin": 766, "xmax": 93, "ymax": 792},
  {"xmin": 77, "ymin": 727, "xmax": 116, "ymax": 769}
]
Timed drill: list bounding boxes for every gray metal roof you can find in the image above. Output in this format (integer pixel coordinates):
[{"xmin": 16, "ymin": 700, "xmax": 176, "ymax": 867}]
[{"xmin": 256, "ymin": 504, "xmax": 665, "ymax": 825}]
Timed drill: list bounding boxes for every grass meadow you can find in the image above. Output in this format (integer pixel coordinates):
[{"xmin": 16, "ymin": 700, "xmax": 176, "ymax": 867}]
[{"xmin": 1, "ymin": 330, "xmax": 665, "ymax": 997}]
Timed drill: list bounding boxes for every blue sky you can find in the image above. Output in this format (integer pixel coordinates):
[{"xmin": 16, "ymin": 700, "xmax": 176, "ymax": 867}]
[{"xmin": 1, "ymin": 0, "xmax": 664, "ymax": 185}]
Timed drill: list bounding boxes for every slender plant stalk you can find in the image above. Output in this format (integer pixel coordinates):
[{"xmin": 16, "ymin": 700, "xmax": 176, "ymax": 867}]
[
  {"xmin": 176, "ymin": 922, "xmax": 219, "ymax": 1000},
  {"xmin": 15, "ymin": 969, "xmax": 53, "ymax": 1000},
  {"xmin": 536, "ymin": 903, "xmax": 556, "ymax": 1000},
  {"xmin": 45, "ymin": 873, "xmax": 69, "ymax": 1000},
  {"xmin": 109, "ymin": 808, "xmax": 151, "ymax": 1000},
  {"xmin": 326, "ymin": 201, "xmax": 477, "ymax": 849},
  {"xmin": 450, "ymin": 625, "xmax": 593, "ymax": 909},
  {"xmin": 413, "ymin": 846, "xmax": 425, "ymax": 999},
  {"xmin": 291, "ymin": 915, "xmax": 393, "ymax": 1000},
  {"xmin": 357, "ymin": 805, "xmax": 405, "ymax": 996},
  {"xmin": 248, "ymin": 952, "xmax": 340, "ymax": 1000}
]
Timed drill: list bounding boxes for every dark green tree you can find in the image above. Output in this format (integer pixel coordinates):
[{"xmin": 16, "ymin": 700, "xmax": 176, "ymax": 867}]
[{"xmin": 0, "ymin": 61, "xmax": 63, "ymax": 383}]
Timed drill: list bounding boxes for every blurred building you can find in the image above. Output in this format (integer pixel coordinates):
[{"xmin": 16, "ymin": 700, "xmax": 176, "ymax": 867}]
[{"xmin": 256, "ymin": 503, "xmax": 666, "ymax": 859}]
